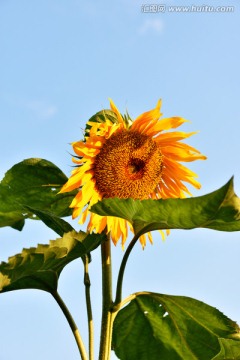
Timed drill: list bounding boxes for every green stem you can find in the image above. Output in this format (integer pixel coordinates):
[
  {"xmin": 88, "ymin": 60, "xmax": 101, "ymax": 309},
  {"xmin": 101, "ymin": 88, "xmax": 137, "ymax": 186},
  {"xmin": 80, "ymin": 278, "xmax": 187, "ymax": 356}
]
[
  {"xmin": 113, "ymin": 233, "xmax": 139, "ymax": 309},
  {"xmin": 52, "ymin": 290, "xmax": 88, "ymax": 360},
  {"xmin": 83, "ymin": 255, "xmax": 94, "ymax": 360},
  {"xmin": 98, "ymin": 234, "xmax": 114, "ymax": 360}
]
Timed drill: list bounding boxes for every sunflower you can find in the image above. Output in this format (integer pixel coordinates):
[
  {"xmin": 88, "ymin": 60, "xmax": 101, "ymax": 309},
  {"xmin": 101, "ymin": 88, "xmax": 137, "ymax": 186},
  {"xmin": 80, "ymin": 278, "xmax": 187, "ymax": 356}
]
[{"xmin": 60, "ymin": 100, "xmax": 206, "ymax": 247}]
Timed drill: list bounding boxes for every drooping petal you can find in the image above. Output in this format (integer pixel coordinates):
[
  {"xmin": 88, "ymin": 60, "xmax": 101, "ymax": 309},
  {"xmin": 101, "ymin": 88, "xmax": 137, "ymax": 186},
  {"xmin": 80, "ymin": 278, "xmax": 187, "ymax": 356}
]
[
  {"xmin": 72, "ymin": 206, "xmax": 83, "ymax": 219},
  {"xmin": 79, "ymin": 207, "xmax": 89, "ymax": 224},
  {"xmin": 88, "ymin": 213, "xmax": 107, "ymax": 234}
]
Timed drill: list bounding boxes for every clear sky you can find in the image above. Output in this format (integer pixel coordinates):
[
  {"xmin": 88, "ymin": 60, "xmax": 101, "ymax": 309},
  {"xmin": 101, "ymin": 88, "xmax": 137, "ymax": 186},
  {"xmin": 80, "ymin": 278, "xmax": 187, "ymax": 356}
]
[{"xmin": 0, "ymin": 1, "xmax": 240, "ymax": 359}]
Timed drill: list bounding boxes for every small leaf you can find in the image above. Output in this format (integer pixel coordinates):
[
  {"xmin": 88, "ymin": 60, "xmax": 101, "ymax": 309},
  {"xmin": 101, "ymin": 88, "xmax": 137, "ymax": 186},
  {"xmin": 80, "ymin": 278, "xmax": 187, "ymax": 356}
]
[
  {"xmin": 91, "ymin": 178, "xmax": 240, "ymax": 237},
  {"xmin": 0, "ymin": 231, "xmax": 106, "ymax": 293},
  {"xmin": 112, "ymin": 293, "xmax": 240, "ymax": 360},
  {"xmin": 0, "ymin": 158, "xmax": 77, "ymax": 230},
  {"xmin": 212, "ymin": 338, "xmax": 240, "ymax": 359},
  {"xmin": 24, "ymin": 206, "xmax": 74, "ymax": 237}
]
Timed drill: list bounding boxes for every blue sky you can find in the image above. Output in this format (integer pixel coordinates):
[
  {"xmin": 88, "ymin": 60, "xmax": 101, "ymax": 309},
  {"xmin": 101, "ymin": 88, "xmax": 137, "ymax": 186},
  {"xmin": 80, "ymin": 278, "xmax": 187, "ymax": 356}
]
[{"xmin": 0, "ymin": 1, "xmax": 240, "ymax": 359}]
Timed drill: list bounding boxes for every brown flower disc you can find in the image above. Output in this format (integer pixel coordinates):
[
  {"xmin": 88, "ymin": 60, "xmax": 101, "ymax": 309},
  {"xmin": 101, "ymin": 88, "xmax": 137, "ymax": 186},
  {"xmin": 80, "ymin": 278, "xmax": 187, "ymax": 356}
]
[{"xmin": 93, "ymin": 129, "xmax": 163, "ymax": 199}]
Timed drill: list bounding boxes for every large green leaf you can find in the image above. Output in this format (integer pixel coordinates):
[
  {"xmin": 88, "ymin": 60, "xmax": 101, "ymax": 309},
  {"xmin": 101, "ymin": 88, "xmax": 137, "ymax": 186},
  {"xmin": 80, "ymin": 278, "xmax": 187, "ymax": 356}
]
[
  {"xmin": 0, "ymin": 230, "xmax": 106, "ymax": 293},
  {"xmin": 112, "ymin": 293, "xmax": 240, "ymax": 360},
  {"xmin": 0, "ymin": 158, "xmax": 77, "ymax": 230},
  {"xmin": 91, "ymin": 178, "xmax": 240, "ymax": 237},
  {"xmin": 212, "ymin": 338, "xmax": 240, "ymax": 359}
]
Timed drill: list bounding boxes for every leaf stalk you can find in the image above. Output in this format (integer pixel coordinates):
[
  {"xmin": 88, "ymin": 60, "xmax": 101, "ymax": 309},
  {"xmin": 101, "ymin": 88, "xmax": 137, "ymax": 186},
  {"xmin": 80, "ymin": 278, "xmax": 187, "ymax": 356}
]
[
  {"xmin": 98, "ymin": 234, "xmax": 114, "ymax": 360},
  {"xmin": 83, "ymin": 255, "xmax": 94, "ymax": 360},
  {"xmin": 52, "ymin": 290, "xmax": 88, "ymax": 360}
]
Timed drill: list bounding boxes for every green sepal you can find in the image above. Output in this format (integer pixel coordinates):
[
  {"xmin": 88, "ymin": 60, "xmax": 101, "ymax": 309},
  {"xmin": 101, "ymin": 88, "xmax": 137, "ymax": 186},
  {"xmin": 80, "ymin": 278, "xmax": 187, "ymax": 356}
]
[
  {"xmin": 84, "ymin": 109, "xmax": 119, "ymax": 138},
  {"xmin": 88, "ymin": 109, "xmax": 119, "ymax": 124},
  {"xmin": 112, "ymin": 293, "xmax": 240, "ymax": 360},
  {"xmin": 0, "ymin": 230, "xmax": 106, "ymax": 293},
  {"xmin": 91, "ymin": 178, "xmax": 240, "ymax": 237},
  {"xmin": 0, "ymin": 158, "xmax": 77, "ymax": 230},
  {"xmin": 84, "ymin": 107, "xmax": 133, "ymax": 138}
]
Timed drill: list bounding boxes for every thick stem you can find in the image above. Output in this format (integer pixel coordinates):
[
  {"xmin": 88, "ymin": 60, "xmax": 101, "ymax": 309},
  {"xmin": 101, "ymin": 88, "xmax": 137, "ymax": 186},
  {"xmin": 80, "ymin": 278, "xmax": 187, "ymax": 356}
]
[
  {"xmin": 83, "ymin": 255, "xmax": 94, "ymax": 360},
  {"xmin": 98, "ymin": 235, "xmax": 114, "ymax": 360},
  {"xmin": 113, "ymin": 234, "xmax": 139, "ymax": 309},
  {"xmin": 52, "ymin": 290, "xmax": 88, "ymax": 360}
]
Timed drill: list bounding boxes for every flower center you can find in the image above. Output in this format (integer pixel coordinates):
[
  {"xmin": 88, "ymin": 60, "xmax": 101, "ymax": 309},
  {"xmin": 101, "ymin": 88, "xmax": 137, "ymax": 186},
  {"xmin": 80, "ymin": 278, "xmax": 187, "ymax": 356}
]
[
  {"xmin": 93, "ymin": 129, "xmax": 163, "ymax": 199},
  {"xmin": 127, "ymin": 159, "xmax": 145, "ymax": 178}
]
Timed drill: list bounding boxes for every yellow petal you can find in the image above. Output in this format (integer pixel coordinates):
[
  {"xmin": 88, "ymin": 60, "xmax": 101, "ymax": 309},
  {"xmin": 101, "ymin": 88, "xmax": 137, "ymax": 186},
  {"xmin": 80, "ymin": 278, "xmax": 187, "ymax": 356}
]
[
  {"xmin": 139, "ymin": 234, "xmax": 147, "ymax": 248},
  {"xmin": 73, "ymin": 141, "xmax": 101, "ymax": 158},
  {"xmin": 72, "ymin": 206, "xmax": 82, "ymax": 219},
  {"xmin": 147, "ymin": 232, "xmax": 153, "ymax": 244},
  {"xmin": 119, "ymin": 219, "xmax": 128, "ymax": 244},
  {"xmin": 88, "ymin": 213, "xmax": 107, "ymax": 234},
  {"xmin": 162, "ymin": 145, "xmax": 207, "ymax": 162},
  {"xmin": 70, "ymin": 175, "xmax": 94, "ymax": 208},
  {"xmin": 109, "ymin": 99, "xmax": 124, "ymax": 124},
  {"xmin": 89, "ymin": 188, "xmax": 102, "ymax": 207},
  {"xmin": 146, "ymin": 117, "xmax": 189, "ymax": 137},
  {"xmin": 155, "ymin": 131, "xmax": 197, "ymax": 144},
  {"xmin": 59, "ymin": 163, "xmax": 92, "ymax": 193},
  {"xmin": 79, "ymin": 207, "xmax": 89, "ymax": 224},
  {"xmin": 131, "ymin": 99, "xmax": 162, "ymax": 131}
]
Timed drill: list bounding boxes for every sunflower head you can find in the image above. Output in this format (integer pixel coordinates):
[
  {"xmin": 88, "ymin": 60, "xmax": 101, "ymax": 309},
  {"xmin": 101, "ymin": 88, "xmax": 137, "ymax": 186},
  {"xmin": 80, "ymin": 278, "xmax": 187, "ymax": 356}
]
[{"xmin": 60, "ymin": 99, "xmax": 206, "ymax": 247}]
